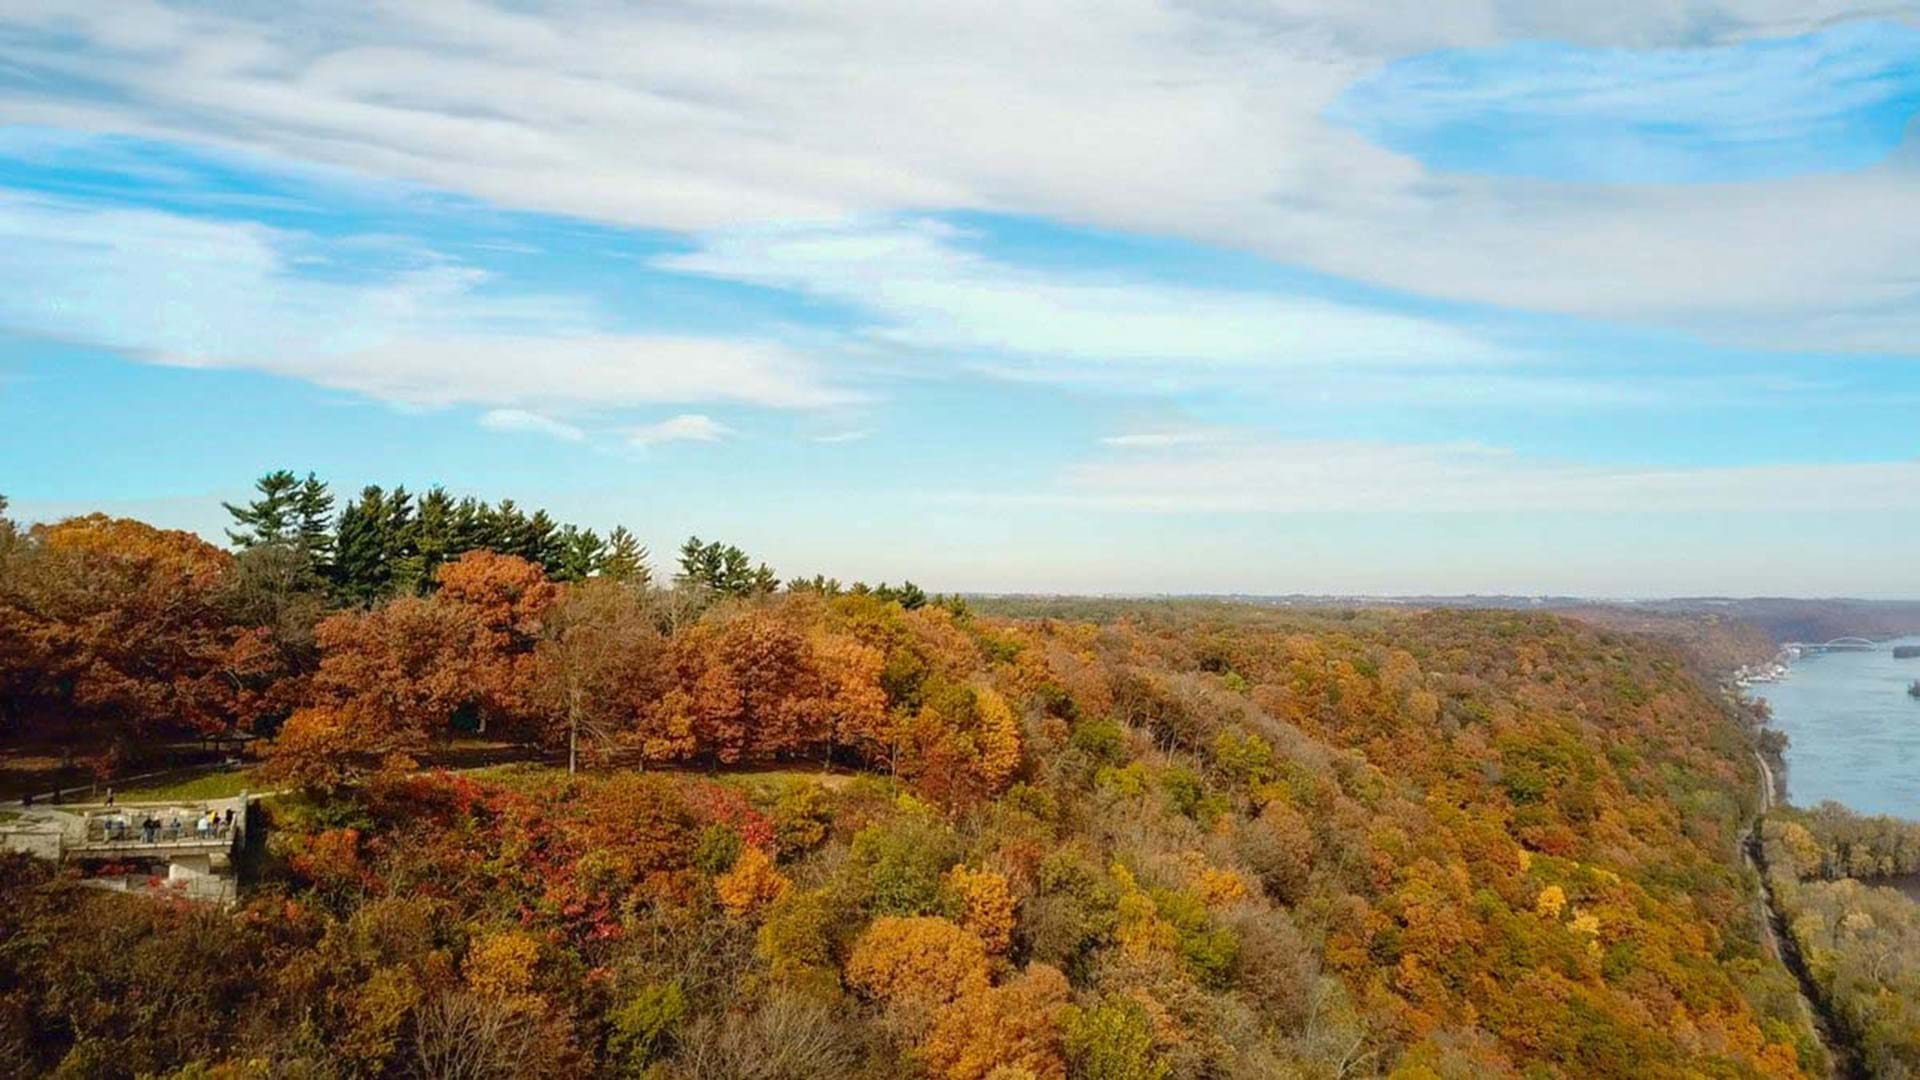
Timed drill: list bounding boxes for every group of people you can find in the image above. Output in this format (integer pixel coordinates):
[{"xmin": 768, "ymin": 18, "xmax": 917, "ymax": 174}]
[{"xmin": 96, "ymin": 807, "xmax": 236, "ymax": 845}]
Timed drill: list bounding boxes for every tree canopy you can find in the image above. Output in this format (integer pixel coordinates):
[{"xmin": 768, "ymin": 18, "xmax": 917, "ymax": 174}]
[{"xmin": 0, "ymin": 486, "xmax": 1853, "ymax": 1078}]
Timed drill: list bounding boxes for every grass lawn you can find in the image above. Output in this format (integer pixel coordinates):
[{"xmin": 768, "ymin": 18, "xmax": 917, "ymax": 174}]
[
  {"xmin": 1, "ymin": 739, "xmax": 237, "ymax": 801},
  {"xmin": 459, "ymin": 761, "xmax": 863, "ymax": 799},
  {"xmin": 461, "ymin": 762, "xmax": 572, "ymax": 793},
  {"xmin": 105, "ymin": 758, "xmax": 874, "ymax": 806},
  {"xmin": 725, "ymin": 768, "xmax": 859, "ymax": 798},
  {"xmin": 114, "ymin": 768, "xmax": 260, "ymax": 802}
]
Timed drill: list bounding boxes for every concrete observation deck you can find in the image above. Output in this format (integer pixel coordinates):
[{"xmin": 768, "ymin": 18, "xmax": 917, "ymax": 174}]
[{"xmin": 1, "ymin": 793, "xmax": 252, "ymax": 902}]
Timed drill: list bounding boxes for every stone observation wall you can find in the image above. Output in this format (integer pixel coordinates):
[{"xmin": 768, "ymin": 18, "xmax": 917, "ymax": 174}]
[{"xmin": 0, "ymin": 793, "xmax": 251, "ymax": 903}]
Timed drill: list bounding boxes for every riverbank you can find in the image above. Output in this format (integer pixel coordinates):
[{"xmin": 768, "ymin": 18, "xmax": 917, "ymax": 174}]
[
  {"xmin": 1750, "ymin": 635, "xmax": 1920, "ymax": 821},
  {"xmin": 1743, "ymin": 755, "xmax": 1863, "ymax": 1080},
  {"xmin": 1735, "ymin": 638, "xmax": 1920, "ymax": 1078}
]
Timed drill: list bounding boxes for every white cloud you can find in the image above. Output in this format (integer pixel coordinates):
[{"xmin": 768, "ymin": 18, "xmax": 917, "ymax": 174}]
[
  {"xmin": 811, "ymin": 430, "xmax": 871, "ymax": 444},
  {"xmin": 664, "ymin": 219, "xmax": 1501, "ymax": 375},
  {"xmin": 1, "ymin": 1, "xmax": 1914, "ymax": 349},
  {"xmin": 1100, "ymin": 429, "xmax": 1222, "ymax": 448},
  {"xmin": 0, "ymin": 190, "xmax": 852, "ymax": 411},
  {"xmin": 477, "ymin": 408, "xmax": 584, "ymax": 441},
  {"xmin": 629, "ymin": 413, "xmax": 731, "ymax": 446},
  {"xmin": 1010, "ymin": 438, "xmax": 1920, "ymax": 513}
]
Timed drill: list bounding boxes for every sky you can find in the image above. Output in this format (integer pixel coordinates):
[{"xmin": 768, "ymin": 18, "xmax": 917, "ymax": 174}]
[{"xmin": 1, "ymin": 1, "xmax": 1919, "ymax": 598}]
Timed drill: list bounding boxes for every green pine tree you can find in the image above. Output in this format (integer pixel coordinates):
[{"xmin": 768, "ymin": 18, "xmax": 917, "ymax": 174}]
[
  {"xmin": 224, "ymin": 470, "xmax": 300, "ymax": 548},
  {"xmin": 676, "ymin": 535, "xmax": 709, "ymax": 588},
  {"xmin": 413, "ymin": 486, "xmax": 456, "ymax": 591},
  {"xmin": 601, "ymin": 526, "xmax": 650, "ymax": 586},
  {"xmin": 557, "ymin": 526, "xmax": 607, "ymax": 582},
  {"xmin": 749, "ymin": 562, "xmax": 780, "ymax": 596},
  {"xmin": 787, "ymin": 574, "xmax": 842, "ymax": 596},
  {"xmin": 382, "ymin": 486, "xmax": 423, "ymax": 595},
  {"xmin": 494, "ymin": 499, "xmax": 528, "ymax": 559},
  {"xmin": 450, "ymin": 496, "xmax": 486, "ymax": 555},
  {"xmin": 333, "ymin": 486, "xmax": 391, "ymax": 605},
  {"xmin": 718, "ymin": 545, "xmax": 753, "ymax": 594},
  {"xmin": 525, "ymin": 509, "xmax": 563, "ymax": 574},
  {"xmin": 291, "ymin": 473, "xmax": 335, "ymax": 578}
]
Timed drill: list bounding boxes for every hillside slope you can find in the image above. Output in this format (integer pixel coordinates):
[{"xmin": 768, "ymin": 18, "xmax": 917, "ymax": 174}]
[{"xmin": 0, "ymin": 595, "xmax": 1822, "ymax": 1078}]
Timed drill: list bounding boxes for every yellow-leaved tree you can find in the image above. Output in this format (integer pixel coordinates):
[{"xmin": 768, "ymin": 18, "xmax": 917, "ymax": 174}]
[
  {"xmin": 846, "ymin": 916, "xmax": 990, "ymax": 1010},
  {"xmin": 922, "ymin": 963, "xmax": 1071, "ymax": 1080},
  {"xmin": 715, "ymin": 845, "xmax": 791, "ymax": 918},
  {"xmin": 945, "ymin": 865, "xmax": 1017, "ymax": 956}
]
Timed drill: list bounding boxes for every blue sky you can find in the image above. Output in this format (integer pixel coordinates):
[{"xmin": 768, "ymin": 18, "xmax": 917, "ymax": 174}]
[
  {"xmin": 2, "ymin": 2, "xmax": 1919, "ymax": 597},
  {"xmin": 1329, "ymin": 21, "xmax": 1920, "ymax": 184}
]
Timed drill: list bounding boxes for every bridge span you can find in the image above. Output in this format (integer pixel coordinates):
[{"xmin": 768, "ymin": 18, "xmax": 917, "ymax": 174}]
[{"xmin": 1782, "ymin": 637, "xmax": 1878, "ymax": 654}]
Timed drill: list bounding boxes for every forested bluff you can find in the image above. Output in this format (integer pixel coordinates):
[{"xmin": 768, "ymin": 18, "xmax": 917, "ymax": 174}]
[{"xmin": 0, "ymin": 475, "xmax": 1907, "ymax": 1079}]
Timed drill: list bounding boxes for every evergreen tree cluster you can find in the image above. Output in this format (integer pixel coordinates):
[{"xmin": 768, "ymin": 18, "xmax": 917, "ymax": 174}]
[
  {"xmin": 674, "ymin": 536, "xmax": 779, "ymax": 598},
  {"xmin": 785, "ymin": 574, "xmax": 959, "ymax": 613},
  {"xmin": 226, "ymin": 473, "xmax": 962, "ymax": 616},
  {"xmin": 224, "ymin": 471, "xmax": 651, "ymax": 604}
]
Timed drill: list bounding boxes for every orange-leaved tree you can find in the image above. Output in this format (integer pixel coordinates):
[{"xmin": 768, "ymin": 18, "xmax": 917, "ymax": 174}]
[
  {"xmin": 264, "ymin": 594, "xmax": 478, "ymax": 788},
  {"xmin": 0, "ymin": 515, "xmax": 280, "ymax": 765},
  {"xmin": 644, "ymin": 599, "xmax": 891, "ymax": 768},
  {"xmin": 264, "ymin": 551, "xmax": 566, "ymax": 789},
  {"xmin": 893, "ymin": 680, "xmax": 1024, "ymax": 807},
  {"xmin": 435, "ymin": 550, "xmax": 560, "ymax": 737},
  {"xmin": 922, "ymin": 963, "xmax": 1072, "ymax": 1080}
]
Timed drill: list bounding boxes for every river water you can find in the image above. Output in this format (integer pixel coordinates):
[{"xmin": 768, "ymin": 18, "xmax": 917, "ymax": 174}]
[{"xmin": 1754, "ymin": 635, "xmax": 1920, "ymax": 821}]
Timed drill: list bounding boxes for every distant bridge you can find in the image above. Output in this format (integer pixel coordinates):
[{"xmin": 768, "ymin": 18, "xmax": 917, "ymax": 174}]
[{"xmin": 1783, "ymin": 637, "xmax": 1878, "ymax": 654}]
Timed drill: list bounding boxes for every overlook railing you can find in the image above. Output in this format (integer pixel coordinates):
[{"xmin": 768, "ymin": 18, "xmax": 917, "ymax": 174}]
[{"xmin": 79, "ymin": 816, "xmax": 237, "ymax": 847}]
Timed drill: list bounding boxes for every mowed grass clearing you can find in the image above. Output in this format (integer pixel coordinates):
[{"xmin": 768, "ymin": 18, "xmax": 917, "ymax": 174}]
[
  {"xmin": 461, "ymin": 760, "xmax": 863, "ymax": 798},
  {"xmin": 114, "ymin": 768, "xmax": 261, "ymax": 802}
]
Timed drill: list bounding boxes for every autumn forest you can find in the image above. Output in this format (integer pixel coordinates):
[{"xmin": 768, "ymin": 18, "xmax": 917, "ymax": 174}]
[{"xmin": 0, "ymin": 475, "xmax": 1901, "ymax": 1078}]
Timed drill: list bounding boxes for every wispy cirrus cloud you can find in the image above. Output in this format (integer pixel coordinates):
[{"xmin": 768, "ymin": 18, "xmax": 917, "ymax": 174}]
[
  {"xmin": 0, "ymin": 189, "xmax": 853, "ymax": 413},
  {"xmin": 3, "ymin": 1, "xmax": 1917, "ymax": 350},
  {"xmin": 1024, "ymin": 438, "xmax": 1920, "ymax": 514},
  {"xmin": 478, "ymin": 408, "xmax": 584, "ymax": 441},
  {"xmin": 2, "ymin": 1, "xmax": 1918, "ymax": 600},
  {"xmin": 1100, "ymin": 429, "xmax": 1222, "ymax": 448},
  {"xmin": 629, "ymin": 413, "xmax": 731, "ymax": 446},
  {"xmin": 663, "ymin": 218, "xmax": 1504, "ymax": 380}
]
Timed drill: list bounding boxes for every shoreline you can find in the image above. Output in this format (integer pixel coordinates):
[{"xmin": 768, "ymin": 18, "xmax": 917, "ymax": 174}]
[
  {"xmin": 1743, "ymin": 750, "xmax": 1861, "ymax": 1080},
  {"xmin": 1734, "ymin": 634, "xmax": 1920, "ymax": 825}
]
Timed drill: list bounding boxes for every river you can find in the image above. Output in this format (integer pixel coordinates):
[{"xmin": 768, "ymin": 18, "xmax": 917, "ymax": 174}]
[{"xmin": 1754, "ymin": 634, "xmax": 1920, "ymax": 821}]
